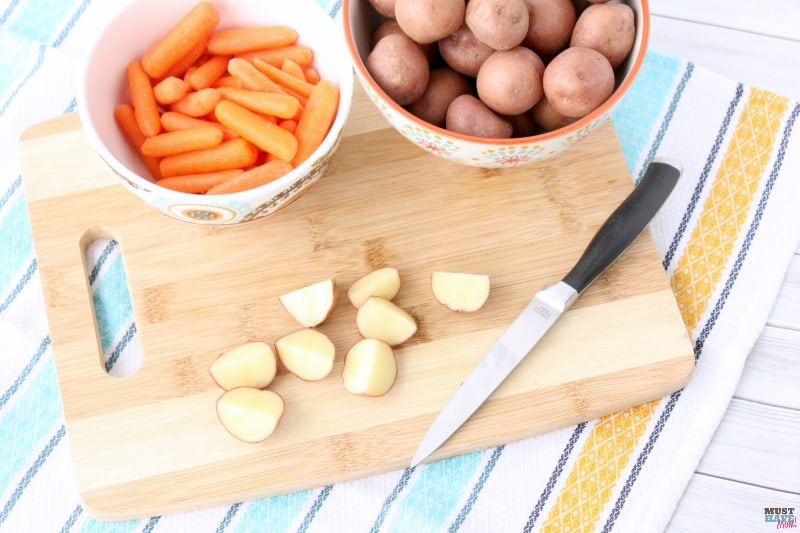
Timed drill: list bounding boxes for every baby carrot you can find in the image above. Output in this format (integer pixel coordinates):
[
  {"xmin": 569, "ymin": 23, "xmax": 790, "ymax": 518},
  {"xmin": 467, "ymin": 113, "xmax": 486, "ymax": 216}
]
[
  {"xmin": 153, "ymin": 76, "xmax": 188, "ymax": 105},
  {"xmin": 141, "ymin": 1, "xmax": 219, "ymax": 79},
  {"xmin": 207, "ymin": 26, "xmax": 298, "ymax": 55},
  {"xmin": 253, "ymin": 57, "xmax": 314, "ymax": 98},
  {"xmin": 141, "ymin": 126, "xmax": 224, "ymax": 157},
  {"xmin": 114, "ymin": 103, "xmax": 163, "ymax": 179},
  {"xmin": 162, "ymin": 38, "xmax": 209, "ymax": 80},
  {"xmin": 213, "ymin": 75, "xmax": 244, "ymax": 89},
  {"xmin": 227, "ymin": 57, "xmax": 288, "ymax": 94},
  {"xmin": 157, "ymin": 169, "xmax": 243, "ymax": 193},
  {"xmin": 187, "ymin": 54, "xmax": 231, "ymax": 90},
  {"xmin": 161, "ymin": 111, "xmax": 239, "ymax": 140},
  {"xmin": 281, "ymin": 59, "xmax": 305, "ymax": 81},
  {"xmin": 170, "ymin": 88, "xmax": 221, "ymax": 117},
  {"xmin": 160, "ymin": 138, "xmax": 259, "ymax": 177},
  {"xmin": 217, "ymin": 87, "xmax": 300, "ymax": 119},
  {"xmin": 303, "ymin": 67, "xmax": 321, "ymax": 85},
  {"xmin": 292, "ymin": 79, "xmax": 339, "ymax": 166},
  {"xmin": 214, "ymin": 100, "xmax": 298, "ymax": 162},
  {"xmin": 236, "ymin": 45, "xmax": 313, "ymax": 68},
  {"xmin": 126, "ymin": 60, "xmax": 161, "ymax": 137},
  {"xmin": 279, "ymin": 119, "xmax": 298, "ymax": 134},
  {"xmin": 206, "ymin": 160, "xmax": 293, "ymax": 194}
]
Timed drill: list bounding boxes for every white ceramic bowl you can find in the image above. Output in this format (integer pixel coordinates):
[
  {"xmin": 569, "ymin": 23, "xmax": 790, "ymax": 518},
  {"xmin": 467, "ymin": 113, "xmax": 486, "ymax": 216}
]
[
  {"xmin": 78, "ymin": 0, "xmax": 353, "ymax": 225},
  {"xmin": 344, "ymin": 0, "xmax": 649, "ymax": 168}
]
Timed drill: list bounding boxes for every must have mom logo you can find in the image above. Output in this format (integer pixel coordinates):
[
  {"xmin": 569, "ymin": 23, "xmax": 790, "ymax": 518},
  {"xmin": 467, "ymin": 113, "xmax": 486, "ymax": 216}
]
[{"xmin": 765, "ymin": 507, "xmax": 797, "ymax": 529}]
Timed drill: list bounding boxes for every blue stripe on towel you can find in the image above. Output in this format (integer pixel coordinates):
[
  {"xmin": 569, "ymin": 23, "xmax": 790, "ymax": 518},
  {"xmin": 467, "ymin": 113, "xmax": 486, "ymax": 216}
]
[
  {"xmin": 297, "ymin": 485, "xmax": 332, "ymax": 533},
  {"xmin": 0, "ymin": 197, "xmax": 33, "ymax": 292},
  {"xmin": 233, "ymin": 490, "xmax": 311, "ymax": 533},
  {"xmin": 600, "ymin": 102, "xmax": 800, "ymax": 532},
  {"xmin": 447, "ymin": 446, "xmax": 505, "ymax": 532},
  {"xmin": 0, "ymin": 0, "xmax": 23, "ymax": 29},
  {"xmin": 92, "ymin": 255, "xmax": 134, "ymax": 353},
  {"xmin": 0, "ymin": 335, "xmax": 49, "ymax": 411},
  {"xmin": 0, "ymin": 355, "xmax": 61, "ymax": 492},
  {"xmin": 387, "ymin": 452, "xmax": 483, "ymax": 532},
  {"xmin": 0, "ymin": 425, "xmax": 66, "ymax": 526},
  {"xmin": 59, "ymin": 504, "xmax": 83, "ymax": 533},
  {"xmin": 6, "ymin": 0, "xmax": 74, "ymax": 42},
  {"xmin": 215, "ymin": 502, "xmax": 242, "ymax": 533},
  {"xmin": 612, "ymin": 51, "xmax": 683, "ymax": 174}
]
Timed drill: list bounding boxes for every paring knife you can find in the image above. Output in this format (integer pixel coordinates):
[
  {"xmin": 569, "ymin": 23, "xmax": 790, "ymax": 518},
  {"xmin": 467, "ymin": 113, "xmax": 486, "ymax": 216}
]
[{"xmin": 410, "ymin": 158, "xmax": 682, "ymax": 467}]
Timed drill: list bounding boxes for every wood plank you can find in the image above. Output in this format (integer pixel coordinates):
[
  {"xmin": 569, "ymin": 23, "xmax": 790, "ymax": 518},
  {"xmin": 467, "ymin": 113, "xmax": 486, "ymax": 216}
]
[
  {"xmin": 651, "ymin": 0, "xmax": 800, "ymax": 42},
  {"xmin": 737, "ymin": 326, "xmax": 800, "ymax": 409},
  {"xmin": 18, "ymin": 97, "xmax": 694, "ymax": 519},
  {"xmin": 667, "ymin": 473, "xmax": 799, "ymax": 532},
  {"xmin": 696, "ymin": 398, "xmax": 800, "ymax": 492},
  {"xmin": 648, "ymin": 16, "xmax": 800, "ymax": 102}
]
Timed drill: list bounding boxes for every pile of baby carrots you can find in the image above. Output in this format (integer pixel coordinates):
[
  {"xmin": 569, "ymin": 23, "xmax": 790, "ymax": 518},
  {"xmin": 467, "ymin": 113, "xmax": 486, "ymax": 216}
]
[{"xmin": 114, "ymin": 1, "xmax": 340, "ymax": 195}]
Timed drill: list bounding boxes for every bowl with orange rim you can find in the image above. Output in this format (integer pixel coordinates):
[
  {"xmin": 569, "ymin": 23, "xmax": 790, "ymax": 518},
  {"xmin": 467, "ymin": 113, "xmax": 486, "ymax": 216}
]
[
  {"xmin": 77, "ymin": 0, "xmax": 353, "ymax": 225},
  {"xmin": 343, "ymin": 0, "xmax": 648, "ymax": 168}
]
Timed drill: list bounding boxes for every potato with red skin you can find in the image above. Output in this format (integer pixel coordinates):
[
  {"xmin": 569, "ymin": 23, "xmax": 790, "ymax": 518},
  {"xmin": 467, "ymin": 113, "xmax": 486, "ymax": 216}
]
[
  {"xmin": 465, "ymin": 0, "xmax": 529, "ymax": 51},
  {"xmin": 368, "ymin": 0, "xmax": 397, "ymax": 18},
  {"xmin": 366, "ymin": 33, "xmax": 430, "ymax": 106},
  {"xmin": 372, "ymin": 19, "xmax": 439, "ymax": 64},
  {"xmin": 532, "ymin": 96, "xmax": 577, "ymax": 130},
  {"xmin": 407, "ymin": 68, "xmax": 472, "ymax": 126},
  {"xmin": 476, "ymin": 47, "xmax": 544, "ymax": 116},
  {"xmin": 543, "ymin": 46, "xmax": 614, "ymax": 118},
  {"xmin": 438, "ymin": 23, "xmax": 494, "ymax": 77},
  {"xmin": 395, "ymin": 0, "xmax": 466, "ymax": 44},
  {"xmin": 523, "ymin": 0, "xmax": 577, "ymax": 57},
  {"xmin": 446, "ymin": 94, "xmax": 513, "ymax": 138},
  {"xmin": 571, "ymin": 3, "xmax": 636, "ymax": 68}
]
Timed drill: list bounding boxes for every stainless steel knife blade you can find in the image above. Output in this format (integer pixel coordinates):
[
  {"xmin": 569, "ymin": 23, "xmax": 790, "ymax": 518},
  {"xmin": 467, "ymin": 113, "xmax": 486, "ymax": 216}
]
[{"xmin": 410, "ymin": 158, "xmax": 683, "ymax": 467}]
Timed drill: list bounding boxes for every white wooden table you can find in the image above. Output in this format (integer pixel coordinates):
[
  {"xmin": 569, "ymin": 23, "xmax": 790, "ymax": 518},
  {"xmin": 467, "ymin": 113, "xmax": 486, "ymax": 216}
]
[{"xmin": 648, "ymin": 1, "xmax": 800, "ymax": 530}]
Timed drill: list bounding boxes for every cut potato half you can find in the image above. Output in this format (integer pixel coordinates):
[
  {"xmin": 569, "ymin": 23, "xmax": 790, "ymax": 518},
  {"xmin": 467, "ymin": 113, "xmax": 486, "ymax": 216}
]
[
  {"xmin": 216, "ymin": 387, "xmax": 284, "ymax": 443},
  {"xmin": 342, "ymin": 338, "xmax": 398, "ymax": 396},
  {"xmin": 275, "ymin": 328, "xmax": 336, "ymax": 381},
  {"xmin": 347, "ymin": 267, "xmax": 401, "ymax": 308},
  {"xmin": 209, "ymin": 341, "xmax": 277, "ymax": 390},
  {"xmin": 279, "ymin": 278, "xmax": 337, "ymax": 327},
  {"xmin": 356, "ymin": 296, "xmax": 417, "ymax": 346},
  {"xmin": 431, "ymin": 272, "xmax": 490, "ymax": 312}
]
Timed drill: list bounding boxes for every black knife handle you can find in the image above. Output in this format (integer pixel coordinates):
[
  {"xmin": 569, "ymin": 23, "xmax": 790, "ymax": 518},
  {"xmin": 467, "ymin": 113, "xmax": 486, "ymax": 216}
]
[{"xmin": 561, "ymin": 159, "xmax": 682, "ymax": 294}]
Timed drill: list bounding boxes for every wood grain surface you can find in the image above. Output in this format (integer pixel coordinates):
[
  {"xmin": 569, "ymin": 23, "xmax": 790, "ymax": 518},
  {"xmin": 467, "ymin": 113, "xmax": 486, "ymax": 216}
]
[{"xmin": 18, "ymin": 85, "xmax": 694, "ymax": 520}]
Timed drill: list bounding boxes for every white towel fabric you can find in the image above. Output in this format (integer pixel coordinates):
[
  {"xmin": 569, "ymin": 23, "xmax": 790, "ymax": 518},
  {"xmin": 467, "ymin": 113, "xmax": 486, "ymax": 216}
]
[{"xmin": 2, "ymin": 2, "xmax": 800, "ymax": 532}]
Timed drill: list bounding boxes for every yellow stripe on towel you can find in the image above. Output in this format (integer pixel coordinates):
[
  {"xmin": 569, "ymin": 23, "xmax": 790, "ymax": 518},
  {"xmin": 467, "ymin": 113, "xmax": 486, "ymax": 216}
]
[
  {"xmin": 541, "ymin": 401, "xmax": 659, "ymax": 532},
  {"xmin": 671, "ymin": 88, "xmax": 789, "ymax": 333}
]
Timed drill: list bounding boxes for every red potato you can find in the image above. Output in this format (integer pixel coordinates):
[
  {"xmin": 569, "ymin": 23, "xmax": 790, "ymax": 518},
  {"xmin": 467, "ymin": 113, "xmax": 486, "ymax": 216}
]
[
  {"xmin": 523, "ymin": 0, "xmax": 577, "ymax": 57},
  {"xmin": 366, "ymin": 32, "xmax": 431, "ymax": 105},
  {"xmin": 543, "ymin": 46, "xmax": 615, "ymax": 118},
  {"xmin": 465, "ymin": 0, "xmax": 530, "ymax": 51},
  {"xmin": 395, "ymin": 0, "xmax": 466, "ymax": 44},
  {"xmin": 476, "ymin": 47, "xmax": 544, "ymax": 115},
  {"xmin": 446, "ymin": 94, "xmax": 513, "ymax": 138},
  {"xmin": 531, "ymin": 96, "xmax": 578, "ymax": 130},
  {"xmin": 504, "ymin": 110, "xmax": 539, "ymax": 137},
  {"xmin": 407, "ymin": 67, "xmax": 473, "ymax": 126},
  {"xmin": 571, "ymin": 3, "xmax": 636, "ymax": 68},
  {"xmin": 437, "ymin": 23, "xmax": 495, "ymax": 77},
  {"xmin": 372, "ymin": 19, "xmax": 439, "ymax": 64},
  {"xmin": 369, "ymin": 0, "xmax": 397, "ymax": 18}
]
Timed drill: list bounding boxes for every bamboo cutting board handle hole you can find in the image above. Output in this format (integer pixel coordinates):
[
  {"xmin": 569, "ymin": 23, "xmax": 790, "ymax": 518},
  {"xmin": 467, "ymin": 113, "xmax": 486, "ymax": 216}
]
[{"xmin": 80, "ymin": 228, "xmax": 141, "ymax": 379}]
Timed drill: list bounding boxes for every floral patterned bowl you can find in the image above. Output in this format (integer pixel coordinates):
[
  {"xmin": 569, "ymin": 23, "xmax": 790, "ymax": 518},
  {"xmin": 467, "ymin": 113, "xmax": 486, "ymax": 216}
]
[
  {"xmin": 343, "ymin": 0, "xmax": 648, "ymax": 168},
  {"xmin": 77, "ymin": 0, "xmax": 353, "ymax": 226}
]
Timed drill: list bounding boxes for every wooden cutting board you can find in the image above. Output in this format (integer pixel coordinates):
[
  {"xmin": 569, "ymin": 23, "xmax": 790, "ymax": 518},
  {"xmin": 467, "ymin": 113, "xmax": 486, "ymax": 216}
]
[{"xmin": 19, "ymin": 84, "xmax": 694, "ymax": 520}]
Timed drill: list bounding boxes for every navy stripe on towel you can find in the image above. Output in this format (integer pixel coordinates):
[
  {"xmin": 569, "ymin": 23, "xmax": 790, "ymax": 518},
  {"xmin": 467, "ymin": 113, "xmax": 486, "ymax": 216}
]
[
  {"xmin": 0, "ymin": 335, "xmax": 50, "ymax": 411},
  {"xmin": 0, "ymin": 259, "xmax": 37, "ymax": 314},
  {"xmin": 59, "ymin": 504, "xmax": 82, "ymax": 533},
  {"xmin": 369, "ymin": 467, "xmax": 416, "ymax": 533},
  {"xmin": 448, "ymin": 446, "xmax": 505, "ymax": 532},
  {"xmin": 0, "ymin": 424, "xmax": 66, "ymax": 526},
  {"xmin": 298, "ymin": 485, "xmax": 333, "ymax": 533},
  {"xmin": 663, "ymin": 84, "xmax": 745, "ymax": 270},
  {"xmin": 215, "ymin": 502, "xmax": 242, "ymax": 533},
  {"xmin": 522, "ymin": 422, "xmax": 588, "ymax": 532}
]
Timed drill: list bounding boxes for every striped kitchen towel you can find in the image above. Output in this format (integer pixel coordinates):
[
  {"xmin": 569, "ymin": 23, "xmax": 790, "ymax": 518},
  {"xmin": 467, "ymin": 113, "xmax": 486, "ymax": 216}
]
[{"xmin": 2, "ymin": 1, "xmax": 800, "ymax": 532}]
